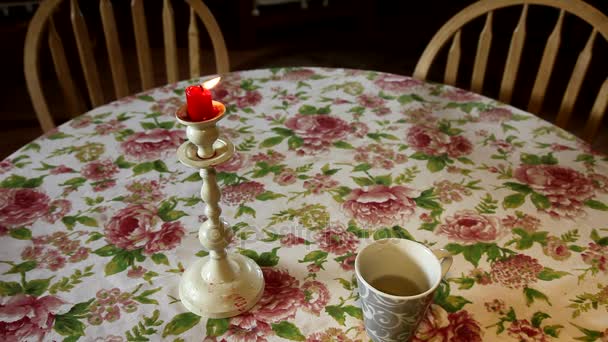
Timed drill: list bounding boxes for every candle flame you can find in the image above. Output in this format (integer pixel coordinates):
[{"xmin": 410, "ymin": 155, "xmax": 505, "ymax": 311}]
[{"xmin": 202, "ymin": 77, "xmax": 221, "ymax": 90}]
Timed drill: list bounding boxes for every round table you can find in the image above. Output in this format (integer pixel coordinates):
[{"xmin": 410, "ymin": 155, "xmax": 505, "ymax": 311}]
[{"xmin": 1, "ymin": 68, "xmax": 607, "ymax": 342}]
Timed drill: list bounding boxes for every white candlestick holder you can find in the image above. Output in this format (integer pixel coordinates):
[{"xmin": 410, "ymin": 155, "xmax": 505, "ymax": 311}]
[{"xmin": 175, "ymin": 102, "xmax": 264, "ymax": 318}]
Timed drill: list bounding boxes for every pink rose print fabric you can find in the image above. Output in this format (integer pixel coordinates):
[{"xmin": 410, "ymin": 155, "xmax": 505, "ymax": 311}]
[
  {"xmin": 413, "ymin": 304, "xmax": 483, "ymax": 342},
  {"xmin": 121, "ymin": 129, "xmax": 184, "ymax": 161},
  {"xmin": 0, "ymin": 295, "xmax": 66, "ymax": 342},
  {"xmin": 343, "ymin": 185, "xmax": 417, "ymax": 228},
  {"xmin": 285, "ymin": 114, "xmax": 350, "ymax": 155},
  {"xmin": 514, "ymin": 164, "xmax": 596, "ymax": 218},
  {"xmin": 438, "ymin": 210, "xmax": 505, "ymax": 243},
  {"xmin": 0, "ymin": 68, "xmax": 606, "ymax": 341},
  {"xmin": 0, "ymin": 188, "xmax": 51, "ymax": 227},
  {"xmin": 406, "ymin": 124, "xmax": 473, "ymax": 158},
  {"xmin": 105, "ymin": 203, "xmax": 185, "ymax": 255},
  {"xmin": 0, "ymin": 188, "xmax": 70, "ymax": 228}
]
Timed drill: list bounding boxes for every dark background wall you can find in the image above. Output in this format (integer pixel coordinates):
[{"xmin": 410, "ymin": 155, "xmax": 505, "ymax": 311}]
[{"xmin": 1, "ymin": 0, "xmax": 607, "ymax": 158}]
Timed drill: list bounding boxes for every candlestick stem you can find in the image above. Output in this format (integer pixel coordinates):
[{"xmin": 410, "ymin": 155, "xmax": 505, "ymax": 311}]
[{"xmin": 198, "ymin": 167, "xmax": 236, "ymax": 283}]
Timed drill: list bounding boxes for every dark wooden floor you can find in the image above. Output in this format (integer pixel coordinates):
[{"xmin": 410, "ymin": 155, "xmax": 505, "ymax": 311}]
[{"xmin": 1, "ymin": 0, "xmax": 607, "ymax": 159}]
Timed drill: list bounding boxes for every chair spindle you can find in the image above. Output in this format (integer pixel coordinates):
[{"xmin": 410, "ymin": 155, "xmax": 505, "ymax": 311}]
[
  {"xmin": 189, "ymin": 8, "xmax": 200, "ymax": 78},
  {"xmin": 186, "ymin": 0, "xmax": 229, "ymax": 74},
  {"xmin": 582, "ymin": 78, "xmax": 608, "ymax": 143},
  {"xmin": 528, "ymin": 9, "xmax": 565, "ymax": 114},
  {"xmin": 100, "ymin": 0, "xmax": 129, "ymax": 99},
  {"xmin": 70, "ymin": 0, "xmax": 103, "ymax": 107},
  {"xmin": 48, "ymin": 16, "xmax": 85, "ymax": 117},
  {"xmin": 471, "ymin": 12, "xmax": 493, "ymax": 93},
  {"xmin": 131, "ymin": 0, "xmax": 154, "ymax": 90},
  {"xmin": 163, "ymin": 0, "xmax": 179, "ymax": 83},
  {"xmin": 499, "ymin": 4, "xmax": 528, "ymax": 103},
  {"xmin": 444, "ymin": 30, "xmax": 461, "ymax": 86},
  {"xmin": 556, "ymin": 29, "xmax": 597, "ymax": 128}
]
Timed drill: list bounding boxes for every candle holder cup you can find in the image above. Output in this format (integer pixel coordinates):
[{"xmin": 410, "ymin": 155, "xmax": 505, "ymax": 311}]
[{"xmin": 175, "ymin": 101, "xmax": 264, "ymax": 318}]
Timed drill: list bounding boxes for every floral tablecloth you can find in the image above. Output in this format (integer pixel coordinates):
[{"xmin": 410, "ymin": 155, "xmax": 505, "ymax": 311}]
[{"xmin": 1, "ymin": 67, "xmax": 607, "ymax": 342}]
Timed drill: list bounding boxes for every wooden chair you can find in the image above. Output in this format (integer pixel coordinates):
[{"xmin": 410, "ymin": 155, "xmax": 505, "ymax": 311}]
[
  {"xmin": 25, "ymin": 0, "xmax": 230, "ymax": 132},
  {"xmin": 413, "ymin": 0, "xmax": 608, "ymax": 143}
]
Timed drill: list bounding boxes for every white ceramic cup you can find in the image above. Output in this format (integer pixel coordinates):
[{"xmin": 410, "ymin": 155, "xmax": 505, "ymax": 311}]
[{"xmin": 355, "ymin": 238, "xmax": 453, "ymax": 342}]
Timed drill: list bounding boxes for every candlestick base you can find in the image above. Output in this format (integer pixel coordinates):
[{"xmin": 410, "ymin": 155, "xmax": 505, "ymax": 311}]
[{"xmin": 179, "ymin": 253, "xmax": 264, "ymax": 318}]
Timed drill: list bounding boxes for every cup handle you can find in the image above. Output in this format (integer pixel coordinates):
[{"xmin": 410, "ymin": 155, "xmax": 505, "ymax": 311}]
[{"xmin": 432, "ymin": 249, "xmax": 453, "ymax": 278}]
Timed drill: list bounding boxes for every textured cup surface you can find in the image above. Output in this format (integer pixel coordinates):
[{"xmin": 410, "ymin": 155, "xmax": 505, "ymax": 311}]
[{"xmin": 355, "ymin": 239, "xmax": 452, "ymax": 342}]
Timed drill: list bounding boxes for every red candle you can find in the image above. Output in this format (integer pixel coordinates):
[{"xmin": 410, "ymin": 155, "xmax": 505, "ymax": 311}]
[{"xmin": 185, "ymin": 84, "xmax": 215, "ymax": 121}]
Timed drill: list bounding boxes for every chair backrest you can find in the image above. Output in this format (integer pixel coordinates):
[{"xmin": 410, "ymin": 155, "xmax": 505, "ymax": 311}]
[
  {"xmin": 25, "ymin": 0, "xmax": 230, "ymax": 132},
  {"xmin": 413, "ymin": 0, "xmax": 608, "ymax": 143}
]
